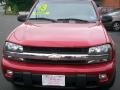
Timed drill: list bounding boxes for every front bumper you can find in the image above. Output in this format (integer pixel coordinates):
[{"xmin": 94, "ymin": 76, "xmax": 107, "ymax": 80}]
[
  {"xmin": 11, "ymin": 72, "xmax": 99, "ymax": 88},
  {"xmin": 103, "ymin": 22, "xmax": 113, "ymax": 30},
  {"xmin": 2, "ymin": 58, "xmax": 116, "ymax": 88}
]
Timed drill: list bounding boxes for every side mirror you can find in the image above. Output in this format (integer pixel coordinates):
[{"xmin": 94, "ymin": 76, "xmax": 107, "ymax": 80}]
[
  {"xmin": 17, "ymin": 15, "xmax": 27, "ymax": 22},
  {"xmin": 101, "ymin": 15, "xmax": 112, "ymax": 23}
]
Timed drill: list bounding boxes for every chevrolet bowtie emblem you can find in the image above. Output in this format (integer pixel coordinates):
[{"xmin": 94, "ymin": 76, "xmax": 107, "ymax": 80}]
[{"xmin": 48, "ymin": 53, "xmax": 62, "ymax": 60}]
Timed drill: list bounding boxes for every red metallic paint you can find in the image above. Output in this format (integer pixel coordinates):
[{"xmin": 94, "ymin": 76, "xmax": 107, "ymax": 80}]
[
  {"xmin": 2, "ymin": 58, "xmax": 115, "ymax": 83},
  {"xmin": 7, "ymin": 23, "xmax": 111, "ymax": 47}
]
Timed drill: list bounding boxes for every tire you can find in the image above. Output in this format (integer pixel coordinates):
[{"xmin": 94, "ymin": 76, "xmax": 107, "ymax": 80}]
[{"xmin": 112, "ymin": 22, "xmax": 120, "ymax": 31}]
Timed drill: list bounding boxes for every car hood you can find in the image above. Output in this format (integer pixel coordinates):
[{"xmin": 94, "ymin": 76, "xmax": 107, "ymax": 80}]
[{"xmin": 8, "ymin": 22, "xmax": 108, "ymax": 47}]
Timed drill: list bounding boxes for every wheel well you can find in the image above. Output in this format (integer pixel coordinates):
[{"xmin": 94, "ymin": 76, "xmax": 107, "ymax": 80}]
[{"xmin": 112, "ymin": 21, "xmax": 120, "ymax": 24}]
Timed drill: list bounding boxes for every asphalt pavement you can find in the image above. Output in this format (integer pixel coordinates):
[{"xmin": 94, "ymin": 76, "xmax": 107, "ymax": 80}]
[{"xmin": 0, "ymin": 8, "xmax": 120, "ymax": 90}]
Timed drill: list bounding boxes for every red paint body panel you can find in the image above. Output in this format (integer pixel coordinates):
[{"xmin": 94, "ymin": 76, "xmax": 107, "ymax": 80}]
[
  {"xmin": 2, "ymin": 58, "xmax": 115, "ymax": 75},
  {"xmin": 7, "ymin": 23, "xmax": 110, "ymax": 47},
  {"xmin": 2, "ymin": 58, "xmax": 115, "ymax": 84}
]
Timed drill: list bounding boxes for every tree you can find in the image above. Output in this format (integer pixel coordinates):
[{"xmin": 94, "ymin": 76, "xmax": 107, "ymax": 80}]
[
  {"xmin": 4, "ymin": 0, "xmax": 34, "ymax": 14},
  {"xmin": 0, "ymin": 0, "xmax": 5, "ymax": 4}
]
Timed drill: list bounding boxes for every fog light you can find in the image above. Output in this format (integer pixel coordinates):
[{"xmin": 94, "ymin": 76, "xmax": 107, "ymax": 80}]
[
  {"xmin": 5, "ymin": 70, "xmax": 13, "ymax": 78},
  {"xmin": 99, "ymin": 74, "xmax": 108, "ymax": 82},
  {"xmin": 7, "ymin": 70, "xmax": 13, "ymax": 75}
]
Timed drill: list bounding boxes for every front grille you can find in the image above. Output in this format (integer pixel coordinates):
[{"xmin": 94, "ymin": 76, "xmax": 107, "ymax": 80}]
[
  {"xmin": 23, "ymin": 46, "xmax": 88, "ymax": 54},
  {"xmin": 22, "ymin": 46, "xmax": 89, "ymax": 64},
  {"xmin": 24, "ymin": 59, "xmax": 87, "ymax": 64}
]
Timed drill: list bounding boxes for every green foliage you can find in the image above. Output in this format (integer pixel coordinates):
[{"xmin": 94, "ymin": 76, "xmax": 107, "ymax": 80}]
[
  {"xmin": 0, "ymin": 0, "xmax": 4, "ymax": 3},
  {"xmin": 5, "ymin": 0, "xmax": 34, "ymax": 14}
]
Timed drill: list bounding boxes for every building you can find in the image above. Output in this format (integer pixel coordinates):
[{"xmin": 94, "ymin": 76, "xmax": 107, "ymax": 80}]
[
  {"xmin": 94, "ymin": 0, "xmax": 120, "ymax": 8},
  {"xmin": 103, "ymin": 0, "xmax": 120, "ymax": 8}
]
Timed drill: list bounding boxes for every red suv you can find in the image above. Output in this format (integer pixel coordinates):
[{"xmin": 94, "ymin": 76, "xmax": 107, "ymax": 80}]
[{"xmin": 1, "ymin": 0, "xmax": 116, "ymax": 89}]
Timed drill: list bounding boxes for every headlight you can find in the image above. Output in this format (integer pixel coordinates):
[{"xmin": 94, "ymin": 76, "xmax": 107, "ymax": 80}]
[
  {"xmin": 89, "ymin": 44, "xmax": 112, "ymax": 55},
  {"xmin": 87, "ymin": 44, "xmax": 112, "ymax": 64},
  {"xmin": 4, "ymin": 42, "xmax": 23, "ymax": 52}
]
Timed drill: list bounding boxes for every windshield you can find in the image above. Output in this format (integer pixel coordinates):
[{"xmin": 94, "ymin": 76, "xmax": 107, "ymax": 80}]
[{"xmin": 29, "ymin": 1, "xmax": 97, "ymax": 22}]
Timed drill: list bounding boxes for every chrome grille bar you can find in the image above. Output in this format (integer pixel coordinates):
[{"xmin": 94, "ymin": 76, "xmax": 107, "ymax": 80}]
[{"xmin": 5, "ymin": 51, "xmax": 109, "ymax": 61}]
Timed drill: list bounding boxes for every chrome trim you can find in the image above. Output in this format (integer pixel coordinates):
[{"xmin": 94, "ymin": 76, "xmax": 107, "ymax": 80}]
[{"xmin": 5, "ymin": 51, "xmax": 109, "ymax": 61}]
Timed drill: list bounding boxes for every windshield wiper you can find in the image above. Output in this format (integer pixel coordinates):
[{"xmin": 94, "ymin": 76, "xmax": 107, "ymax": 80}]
[
  {"xmin": 29, "ymin": 18, "xmax": 57, "ymax": 22},
  {"xmin": 57, "ymin": 18, "xmax": 90, "ymax": 23}
]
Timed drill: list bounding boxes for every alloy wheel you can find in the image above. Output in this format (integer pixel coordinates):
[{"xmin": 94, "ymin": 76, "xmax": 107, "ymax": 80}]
[{"xmin": 112, "ymin": 22, "xmax": 120, "ymax": 31}]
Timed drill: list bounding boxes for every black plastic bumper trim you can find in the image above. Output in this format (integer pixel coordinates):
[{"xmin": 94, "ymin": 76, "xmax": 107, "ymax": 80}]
[{"xmin": 11, "ymin": 72, "xmax": 99, "ymax": 88}]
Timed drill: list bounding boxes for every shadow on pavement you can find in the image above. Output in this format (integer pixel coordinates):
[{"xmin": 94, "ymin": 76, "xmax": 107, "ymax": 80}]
[{"xmin": 12, "ymin": 85, "xmax": 109, "ymax": 90}]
